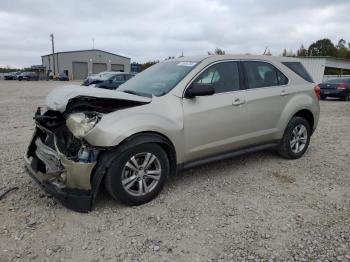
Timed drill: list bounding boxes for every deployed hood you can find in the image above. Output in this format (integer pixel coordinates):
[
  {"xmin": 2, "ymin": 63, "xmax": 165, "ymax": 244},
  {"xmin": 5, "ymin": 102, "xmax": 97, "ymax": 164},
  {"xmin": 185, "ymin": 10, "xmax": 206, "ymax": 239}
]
[{"xmin": 46, "ymin": 85, "xmax": 151, "ymax": 113}]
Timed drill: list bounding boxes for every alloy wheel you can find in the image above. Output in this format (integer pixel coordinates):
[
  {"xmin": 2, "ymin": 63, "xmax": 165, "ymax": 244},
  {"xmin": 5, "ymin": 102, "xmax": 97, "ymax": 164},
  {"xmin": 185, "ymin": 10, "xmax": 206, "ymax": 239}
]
[
  {"xmin": 290, "ymin": 124, "xmax": 308, "ymax": 154},
  {"xmin": 121, "ymin": 152, "xmax": 161, "ymax": 197}
]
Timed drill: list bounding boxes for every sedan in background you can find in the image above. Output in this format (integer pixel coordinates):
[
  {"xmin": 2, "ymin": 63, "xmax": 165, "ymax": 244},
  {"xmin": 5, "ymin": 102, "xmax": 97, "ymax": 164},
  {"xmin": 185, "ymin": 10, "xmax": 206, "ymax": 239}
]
[
  {"xmin": 95, "ymin": 72, "xmax": 134, "ymax": 90},
  {"xmin": 57, "ymin": 73, "xmax": 69, "ymax": 81},
  {"xmin": 319, "ymin": 77, "xmax": 350, "ymax": 101},
  {"xmin": 18, "ymin": 72, "xmax": 39, "ymax": 81},
  {"xmin": 4, "ymin": 71, "xmax": 21, "ymax": 80},
  {"xmin": 82, "ymin": 71, "xmax": 121, "ymax": 86}
]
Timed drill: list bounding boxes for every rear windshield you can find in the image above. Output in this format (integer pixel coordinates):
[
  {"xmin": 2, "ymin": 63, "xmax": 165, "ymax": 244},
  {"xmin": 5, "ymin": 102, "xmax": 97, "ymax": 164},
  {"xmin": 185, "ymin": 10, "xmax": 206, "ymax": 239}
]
[{"xmin": 282, "ymin": 62, "xmax": 313, "ymax": 83}]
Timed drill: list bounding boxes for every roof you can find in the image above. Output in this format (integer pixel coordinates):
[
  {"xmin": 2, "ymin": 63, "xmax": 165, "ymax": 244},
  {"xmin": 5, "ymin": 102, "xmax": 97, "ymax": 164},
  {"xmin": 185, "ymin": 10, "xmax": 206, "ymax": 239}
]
[
  {"xmin": 42, "ymin": 49, "xmax": 130, "ymax": 59},
  {"xmin": 167, "ymin": 54, "xmax": 302, "ymax": 63},
  {"xmin": 167, "ymin": 54, "xmax": 350, "ymax": 63}
]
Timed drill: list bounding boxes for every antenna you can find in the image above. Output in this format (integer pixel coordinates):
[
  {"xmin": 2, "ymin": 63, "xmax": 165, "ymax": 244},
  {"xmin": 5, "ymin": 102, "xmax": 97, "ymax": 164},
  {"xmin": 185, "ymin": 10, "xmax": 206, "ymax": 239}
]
[
  {"xmin": 263, "ymin": 46, "xmax": 271, "ymax": 56},
  {"xmin": 263, "ymin": 46, "xmax": 268, "ymax": 55}
]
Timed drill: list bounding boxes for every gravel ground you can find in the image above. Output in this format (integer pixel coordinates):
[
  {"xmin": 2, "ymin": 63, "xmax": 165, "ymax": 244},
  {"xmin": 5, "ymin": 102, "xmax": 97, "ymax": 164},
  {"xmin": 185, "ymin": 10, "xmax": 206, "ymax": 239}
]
[{"xmin": 0, "ymin": 80, "xmax": 349, "ymax": 262}]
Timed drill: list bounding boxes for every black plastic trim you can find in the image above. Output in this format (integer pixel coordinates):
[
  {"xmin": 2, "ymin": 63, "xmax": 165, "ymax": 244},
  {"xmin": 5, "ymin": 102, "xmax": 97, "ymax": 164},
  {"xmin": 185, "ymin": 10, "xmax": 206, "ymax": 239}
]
[
  {"xmin": 25, "ymin": 165, "xmax": 92, "ymax": 213},
  {"xmin": 179, "ymin": 141, "xmax": 279, "ymax": 171}
]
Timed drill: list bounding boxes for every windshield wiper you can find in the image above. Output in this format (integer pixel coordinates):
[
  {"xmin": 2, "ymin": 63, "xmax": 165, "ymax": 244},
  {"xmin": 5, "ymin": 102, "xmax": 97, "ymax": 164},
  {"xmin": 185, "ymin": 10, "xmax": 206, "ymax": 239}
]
[
  {"xmin": 122, "ymin": 90, "xmax": 139, "ymax": 95},
  {"xmin": 121, "ymin": 90, "xmax": 152, "ymax": 98}
]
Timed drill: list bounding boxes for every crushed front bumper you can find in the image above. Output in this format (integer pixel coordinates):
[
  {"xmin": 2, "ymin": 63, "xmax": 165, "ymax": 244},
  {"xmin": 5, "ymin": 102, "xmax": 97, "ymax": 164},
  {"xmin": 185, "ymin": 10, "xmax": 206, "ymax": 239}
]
[{"xmin": 24, "ymin": 126, "xmax": 99, "ymax": 212}]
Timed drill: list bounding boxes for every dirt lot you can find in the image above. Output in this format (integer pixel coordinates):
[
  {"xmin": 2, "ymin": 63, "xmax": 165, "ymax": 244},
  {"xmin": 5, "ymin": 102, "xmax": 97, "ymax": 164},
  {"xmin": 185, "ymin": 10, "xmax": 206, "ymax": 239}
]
[{"xmin": 0, "ymin": 80, "xmax": 349, "ymax": 262}]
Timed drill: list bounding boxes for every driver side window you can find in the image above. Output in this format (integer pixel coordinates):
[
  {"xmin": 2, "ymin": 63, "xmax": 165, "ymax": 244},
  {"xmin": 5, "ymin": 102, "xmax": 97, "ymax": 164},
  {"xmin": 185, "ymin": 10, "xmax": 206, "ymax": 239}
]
[{"xmin": 193, "ymin": 62, "xmax": 240, "ymax": 93}]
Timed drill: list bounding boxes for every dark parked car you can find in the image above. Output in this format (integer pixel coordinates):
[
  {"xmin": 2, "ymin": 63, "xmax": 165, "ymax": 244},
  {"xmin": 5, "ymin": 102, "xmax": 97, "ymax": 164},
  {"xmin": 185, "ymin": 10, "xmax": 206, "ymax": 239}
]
[
  {"xmin": 4, "ymin": 71, "xmax": 21, "ymax": 80},
  {"xmin": 95, "ymin": 73, "xmax": 134, "ymax": 90},
  {"xmin": 319, "ymin": 77, "xmax": 350, "ymax": 101},
  {"xmin": 57, "ymin": 73, "xmax": 69, "ymax": 81},
  {"xmin": 82, "ymin": 71, "xmax": 116, "ymax": 86},
  {"xmin": 18, "ymin": 72, "xmax": 39, "ymax": 81}
]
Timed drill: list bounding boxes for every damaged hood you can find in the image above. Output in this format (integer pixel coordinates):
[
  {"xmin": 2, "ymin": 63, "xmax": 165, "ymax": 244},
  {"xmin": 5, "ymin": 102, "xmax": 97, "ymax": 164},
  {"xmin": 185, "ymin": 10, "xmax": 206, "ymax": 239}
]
[{"xmin": 46, "ymin": 85, "xmax": 151, "ymax": 113}]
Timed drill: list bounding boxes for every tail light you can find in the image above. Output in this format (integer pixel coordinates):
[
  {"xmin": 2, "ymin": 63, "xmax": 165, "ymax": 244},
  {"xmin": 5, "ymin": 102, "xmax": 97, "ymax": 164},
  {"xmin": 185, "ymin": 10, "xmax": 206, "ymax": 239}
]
[
  {"xmin": 314, "ymin": 84, "xmax": 321, "ymax": 100},
  {"xmin": 337, "ymin": 83, "xmax": 347, "ymax": 90}
]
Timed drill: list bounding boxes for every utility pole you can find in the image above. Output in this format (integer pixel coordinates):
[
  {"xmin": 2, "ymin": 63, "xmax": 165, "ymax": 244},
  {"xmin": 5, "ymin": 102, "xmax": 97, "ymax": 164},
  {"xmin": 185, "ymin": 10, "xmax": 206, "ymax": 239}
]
[
  {"xmin": 92, "ymin": 37, "xmax": 95, "ymax": 49},
  {"xmin": 50, "ymin": 33, "xmax": 56, "ymax": 75}
]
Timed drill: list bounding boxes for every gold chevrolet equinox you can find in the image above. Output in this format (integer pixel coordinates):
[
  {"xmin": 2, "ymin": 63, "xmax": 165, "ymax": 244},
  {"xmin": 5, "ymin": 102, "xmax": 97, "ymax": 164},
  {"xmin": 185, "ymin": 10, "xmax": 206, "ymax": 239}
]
[{"xmin": 25, "ymin": 55, "xmax": 320, "ymax": 212}]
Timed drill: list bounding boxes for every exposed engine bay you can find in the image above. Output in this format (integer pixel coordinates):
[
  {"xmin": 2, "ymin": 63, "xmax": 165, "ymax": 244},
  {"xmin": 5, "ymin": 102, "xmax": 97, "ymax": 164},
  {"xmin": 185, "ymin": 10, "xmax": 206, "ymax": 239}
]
[{"xmin": 24, "ymin": 87, "xmax": 151, "ymax": 212}]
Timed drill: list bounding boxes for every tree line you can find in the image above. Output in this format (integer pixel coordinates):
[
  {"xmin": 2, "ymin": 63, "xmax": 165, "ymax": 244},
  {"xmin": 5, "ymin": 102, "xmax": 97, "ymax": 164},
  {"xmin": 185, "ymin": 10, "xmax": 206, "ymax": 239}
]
[{"xmin": 282, "ymin": 38, "xmax": 350, "ymax": 59}]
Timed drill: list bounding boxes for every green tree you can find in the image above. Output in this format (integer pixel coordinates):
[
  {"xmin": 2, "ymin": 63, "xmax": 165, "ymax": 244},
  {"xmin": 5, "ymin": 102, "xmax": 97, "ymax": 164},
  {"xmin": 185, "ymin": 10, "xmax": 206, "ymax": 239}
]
[
  {"xmin": 337, "ymin": 39, "xmax": 346, "ymax": 48},
  {"xmin": 208, "ymin": 48, "xmax": 226, "ymax": 55},
  {"xmin": 138, "ymin": 61, "xmax": 158, "ymax": 72},
  {"xmin": 336, "ymin": 38, "xmax": 349, "ymax": 59},
  {"xmin": 282, "ymin": 48, "xmax": 287, "ymax": 56},
  {"xmin": 297, "ymin": 44, "xmax": 307, "ymax": 56},
  {"xmin": 307, "ymin": 38, "xmax": 337, "ymax": 56}
]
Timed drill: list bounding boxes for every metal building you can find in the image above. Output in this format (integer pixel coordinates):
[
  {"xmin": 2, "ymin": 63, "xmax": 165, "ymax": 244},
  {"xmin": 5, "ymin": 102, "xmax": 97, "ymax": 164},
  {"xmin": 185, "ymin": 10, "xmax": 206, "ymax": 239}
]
[
  {"xmin": 281, "ymin": 56, "xmax": 350, "ymax": 83},
  {"xmin": 42, "ymin": 49, "xmax": 131, "ymax": 80}
]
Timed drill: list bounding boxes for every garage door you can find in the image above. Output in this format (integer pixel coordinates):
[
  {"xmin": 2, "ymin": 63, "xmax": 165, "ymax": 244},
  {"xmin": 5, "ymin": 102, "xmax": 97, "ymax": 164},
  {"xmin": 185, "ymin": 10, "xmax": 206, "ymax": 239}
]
[
  {"xmin": 92, "ymin": 63, "xmax": 107, "ymax": 74},
  {"xmin": 111, "ymin": 64, "xmax": 124, "ymax": 72},
  {"xmin": 72, "ymin": 62, "xmax": 88, "ymax": 80}
]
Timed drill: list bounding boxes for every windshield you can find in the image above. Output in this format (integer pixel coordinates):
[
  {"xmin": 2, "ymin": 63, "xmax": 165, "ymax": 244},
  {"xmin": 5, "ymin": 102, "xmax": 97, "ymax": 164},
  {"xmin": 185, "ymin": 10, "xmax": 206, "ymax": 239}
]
[
  {"xmin": 118, "ymin": 61, "xmax": 197, "ymax": 97},
  {"xmin": 98, "ymin": 72, "xmax": 116, "ymax": 81}
]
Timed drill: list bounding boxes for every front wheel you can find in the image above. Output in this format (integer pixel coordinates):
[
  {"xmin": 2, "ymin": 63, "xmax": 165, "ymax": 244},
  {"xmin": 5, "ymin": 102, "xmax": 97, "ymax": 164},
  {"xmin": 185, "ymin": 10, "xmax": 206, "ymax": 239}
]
[
  {"xmin": 278, "ymin": 117, "xmax": 311, "ymax": 159},
  {"xmin": 104, "ymin": 143, "xmax": 169, "ymax": 205}
]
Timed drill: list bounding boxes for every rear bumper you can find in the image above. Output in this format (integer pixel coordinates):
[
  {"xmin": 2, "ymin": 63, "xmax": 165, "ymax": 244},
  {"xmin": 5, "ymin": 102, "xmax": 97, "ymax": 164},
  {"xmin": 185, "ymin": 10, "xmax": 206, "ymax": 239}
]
[{"xmin": 320, "ymin": 89, "xmax": 349, "ymax": 98}]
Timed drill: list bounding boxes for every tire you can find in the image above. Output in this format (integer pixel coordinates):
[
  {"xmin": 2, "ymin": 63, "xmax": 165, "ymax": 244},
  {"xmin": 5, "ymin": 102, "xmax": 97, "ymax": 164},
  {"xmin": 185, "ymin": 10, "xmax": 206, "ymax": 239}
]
[
  {"xmin": 342, "ymin": 95, "xmax": 350, "ymax": 101},
  {"xmin": 278, "ymin": 117, "xmax": 311, "ymax": 159},
  {"xmin": 320, "ymin": 95, "xmax": 326, "ymax": 100},
  {"xmin": 104, "ymin": 143, "xmax": 169, "ymax": 205}
]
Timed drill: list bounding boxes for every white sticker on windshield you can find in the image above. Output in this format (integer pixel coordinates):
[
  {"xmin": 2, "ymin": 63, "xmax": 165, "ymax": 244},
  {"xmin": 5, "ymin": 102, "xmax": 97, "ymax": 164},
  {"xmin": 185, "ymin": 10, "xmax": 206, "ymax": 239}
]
[{"xmin": 177, "ymin": 62, "xmax": 197, "ymax": 67}]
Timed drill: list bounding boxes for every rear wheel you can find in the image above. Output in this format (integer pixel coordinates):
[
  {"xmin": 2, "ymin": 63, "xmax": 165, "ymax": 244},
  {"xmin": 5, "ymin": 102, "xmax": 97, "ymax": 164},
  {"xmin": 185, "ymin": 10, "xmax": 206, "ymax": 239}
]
[
  {"xmin": 320, "ymin": 95, "xmax": 326, "ymax": 100},
  {"xmin": 278, "ymin": 117, "xmax": 311, "ymax": 159},
  {"xmin": 104, "ymin": 143, "xmax": 169, "ymax": 205}
]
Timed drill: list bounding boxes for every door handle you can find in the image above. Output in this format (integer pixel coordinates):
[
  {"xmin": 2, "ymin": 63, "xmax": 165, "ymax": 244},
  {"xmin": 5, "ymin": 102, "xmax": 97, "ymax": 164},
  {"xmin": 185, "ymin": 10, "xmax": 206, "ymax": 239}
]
[
  {"xmin": 232, "ymin": 98, "xmax": 246, "ymax": 106},
  {"xmin": 280, "ymin": 90, "xmax": 289, "ymax": 96}
]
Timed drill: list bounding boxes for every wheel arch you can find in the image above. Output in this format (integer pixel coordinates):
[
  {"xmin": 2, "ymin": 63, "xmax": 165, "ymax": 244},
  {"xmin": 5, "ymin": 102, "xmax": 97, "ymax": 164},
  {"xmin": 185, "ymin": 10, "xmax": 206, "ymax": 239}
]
[
  {"xmin": 119, "ymin": 131, "xmax": 177, "ymax": 177},
  {"xmin": 292, "ymin": 109, "xmax": 314, "ymax": 131},
  {"xmin": 89, "ymin": 131, "xmax": 177, "ymax": 209}
]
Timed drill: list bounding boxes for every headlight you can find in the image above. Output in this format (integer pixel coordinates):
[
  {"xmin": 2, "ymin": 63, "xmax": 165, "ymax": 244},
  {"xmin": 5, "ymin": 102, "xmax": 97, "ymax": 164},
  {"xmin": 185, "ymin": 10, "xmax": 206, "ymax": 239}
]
[{"xmin": 66, "ymin": 113, "xmax": 100, "ymax": 138}]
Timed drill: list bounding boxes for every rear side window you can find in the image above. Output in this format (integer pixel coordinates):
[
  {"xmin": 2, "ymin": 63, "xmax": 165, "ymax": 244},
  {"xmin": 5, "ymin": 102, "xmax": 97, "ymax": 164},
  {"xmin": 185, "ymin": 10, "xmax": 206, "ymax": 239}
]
[
  {"xmin": 282, "ymin": 62, "xmax": 313, "ymax": 83},
  {"xmin": 243, "ymin": 61, "xmax": 288, "ymax": 89},
  {"xmin": 194, "ymin": 61, "xmax": 241, "ymax": 93}
]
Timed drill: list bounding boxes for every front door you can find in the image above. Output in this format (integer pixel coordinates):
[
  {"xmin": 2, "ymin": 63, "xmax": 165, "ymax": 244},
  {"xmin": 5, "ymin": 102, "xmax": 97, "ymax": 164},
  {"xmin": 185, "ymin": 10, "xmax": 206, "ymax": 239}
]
[{"xmin": 183, "ymin": 61, "xmax": 249, "ymax": 162}]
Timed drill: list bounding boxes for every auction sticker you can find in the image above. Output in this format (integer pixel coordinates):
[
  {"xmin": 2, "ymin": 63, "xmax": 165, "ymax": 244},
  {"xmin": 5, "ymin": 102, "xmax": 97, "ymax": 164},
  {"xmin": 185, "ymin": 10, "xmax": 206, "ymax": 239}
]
[{"xmin": 177, "ymin": 62, "xmax": 197, "ymax": 67}]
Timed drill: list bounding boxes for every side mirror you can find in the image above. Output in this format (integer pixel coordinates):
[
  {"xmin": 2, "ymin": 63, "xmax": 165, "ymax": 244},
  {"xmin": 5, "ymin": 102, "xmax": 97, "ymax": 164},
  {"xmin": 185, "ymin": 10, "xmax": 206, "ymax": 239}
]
[{"xmin": 185, "ymin": 83, "xmax": 215, "ymax": 98}]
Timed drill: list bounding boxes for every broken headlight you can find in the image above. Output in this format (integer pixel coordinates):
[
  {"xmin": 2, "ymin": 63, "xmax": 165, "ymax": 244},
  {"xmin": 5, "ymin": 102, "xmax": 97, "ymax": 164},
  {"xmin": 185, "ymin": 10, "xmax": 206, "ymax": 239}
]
[{"xmin": 66, "ymin": 113, "xmax": 101, "ymax": 138}]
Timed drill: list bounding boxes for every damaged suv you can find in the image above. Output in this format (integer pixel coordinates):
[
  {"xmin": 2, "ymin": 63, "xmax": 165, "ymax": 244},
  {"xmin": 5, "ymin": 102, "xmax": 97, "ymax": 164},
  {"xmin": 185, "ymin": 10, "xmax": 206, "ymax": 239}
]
[{"xmin": 25, "ymin": 55, "xmax": 320, "ymax": 212}]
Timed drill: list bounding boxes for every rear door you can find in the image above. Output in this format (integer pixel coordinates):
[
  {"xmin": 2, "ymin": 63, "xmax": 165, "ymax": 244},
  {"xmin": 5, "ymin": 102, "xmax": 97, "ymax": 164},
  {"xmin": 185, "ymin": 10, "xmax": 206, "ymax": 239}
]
[
  {"xmin": 242, "ymin": 61, "xmax": 290, "ymax": 144},
  {"xmin": 183, "ymin": 61, "xmax": 249, "ymax": 162}
]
